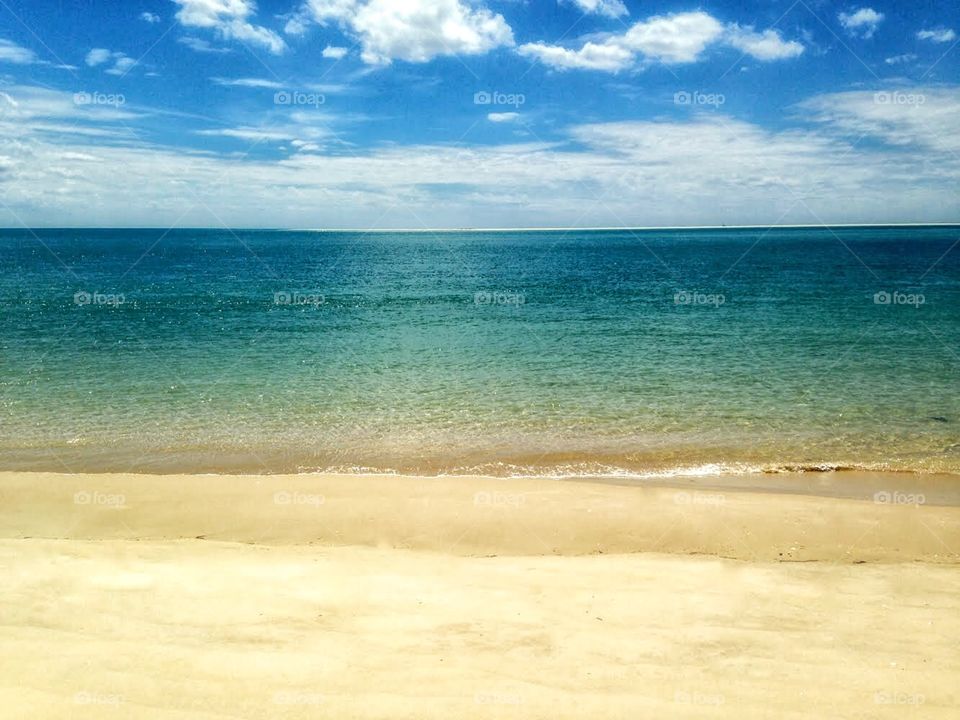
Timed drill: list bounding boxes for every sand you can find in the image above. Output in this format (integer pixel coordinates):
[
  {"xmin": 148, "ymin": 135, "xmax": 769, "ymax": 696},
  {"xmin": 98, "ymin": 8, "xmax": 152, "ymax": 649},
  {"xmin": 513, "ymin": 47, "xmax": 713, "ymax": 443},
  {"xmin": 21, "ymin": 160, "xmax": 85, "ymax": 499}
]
[{"xmin": 1, "ymin": 471, "xmax": 959, "ymax": 718}]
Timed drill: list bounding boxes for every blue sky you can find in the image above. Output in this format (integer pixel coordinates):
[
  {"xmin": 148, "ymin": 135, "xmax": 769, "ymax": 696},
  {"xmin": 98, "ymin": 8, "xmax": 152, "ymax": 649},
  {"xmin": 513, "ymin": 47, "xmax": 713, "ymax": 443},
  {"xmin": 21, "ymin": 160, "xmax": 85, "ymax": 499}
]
[{"xmin": 0, "ymin": 0, "xmax": 957, "ymax": 227}]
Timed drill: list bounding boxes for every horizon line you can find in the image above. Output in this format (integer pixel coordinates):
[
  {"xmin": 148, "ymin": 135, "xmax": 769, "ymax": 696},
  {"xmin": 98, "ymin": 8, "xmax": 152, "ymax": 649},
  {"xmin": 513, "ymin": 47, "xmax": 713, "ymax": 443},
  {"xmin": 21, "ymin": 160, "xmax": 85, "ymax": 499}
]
[{"xmin": 4, "ymin": 222, "xmax": 960, "ymax": 232}]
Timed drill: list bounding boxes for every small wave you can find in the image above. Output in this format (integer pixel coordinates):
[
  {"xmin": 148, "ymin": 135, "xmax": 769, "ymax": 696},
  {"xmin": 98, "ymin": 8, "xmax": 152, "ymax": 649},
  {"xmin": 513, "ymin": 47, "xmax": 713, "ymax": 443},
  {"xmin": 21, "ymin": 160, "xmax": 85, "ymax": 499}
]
[
  {"xmin": 290, "ymin": 459, "xmax": 934, "ymax": 479},
  {"xmin": 760, "ymin": 463, "xmax": 864, "ymax": 474}
]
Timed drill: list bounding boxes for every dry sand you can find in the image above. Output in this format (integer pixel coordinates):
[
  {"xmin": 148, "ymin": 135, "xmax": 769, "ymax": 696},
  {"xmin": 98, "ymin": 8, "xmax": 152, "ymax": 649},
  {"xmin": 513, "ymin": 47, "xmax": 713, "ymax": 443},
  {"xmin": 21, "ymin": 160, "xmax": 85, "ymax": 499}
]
[{"xmin": 1, "ymin": 471, "xmax": 959, "ymax": 718}]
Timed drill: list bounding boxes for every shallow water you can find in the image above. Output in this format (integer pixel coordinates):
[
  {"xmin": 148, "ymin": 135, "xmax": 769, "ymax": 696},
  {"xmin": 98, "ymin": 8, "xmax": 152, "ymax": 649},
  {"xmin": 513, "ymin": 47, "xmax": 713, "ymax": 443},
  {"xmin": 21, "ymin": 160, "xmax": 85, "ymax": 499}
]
[{"xmin": 1, "ymin": 226, "xmax": 958, "ymax": 476}]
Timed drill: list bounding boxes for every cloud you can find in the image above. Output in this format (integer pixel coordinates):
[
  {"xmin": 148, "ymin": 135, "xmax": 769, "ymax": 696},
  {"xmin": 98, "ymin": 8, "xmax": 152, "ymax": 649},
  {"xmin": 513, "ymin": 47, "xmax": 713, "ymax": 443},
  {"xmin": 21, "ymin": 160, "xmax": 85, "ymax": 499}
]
[
  {"xmin": 172, "ymin": 0, "xmax": 285, "ymax": 54},
  {"xmin": 620, "ymin": 11, "xmax": 725, "ymax": 64},
  {"xmin": 2, "ymin": 83, "xmax": 957, "ymax": 228},
  {"xmin": 487, "ymin": 112, "xmax": 519, "ymax": 122},
  {"xmin": 562, "ymin": 0, "xmax": 628, "ymax": 19},
  {"xmin": 85, "ymin": 48, "xmax": 113, "ymax": 66},
  {"xmin": 518, "ymin": 41, "xmax": 633, "ymax": 72},
  {"xmin": 106, "ymin": 57, "xmax": 137, "ymax": 76},
  {"xmin": 519, "ymin": 11, "xmax": 802, "ymax": 72},
  {"xmin": 290, "ymin": 0, "xmax": 514, "ymax": 64},
  {"xmin": 196, "ymin": 127, "xmax": 302, "ymax": 142},
  {"xmin": 797, "ymin": 87, "xmax": 960, "ymax": 154},
  {"xmin": 0, "ymin": 38, "xmax": 37, "ymax": 64},
  {"xmin": 140, "ymin": 12, "xmax": 161, "ymax": 23},
  {"xmin": 177, "ymin": 36, "xmax": 232, "ymax": 53},
  {"xmin": 917, "ymin": 28, "xmax": 956, "ymax": 43},
  {"xmin": 838, "ymin": 8, "xmax": 884, "ymax": 39},
  {"xmin": 85, "ymin": 48, "xmax": 138, "ymax": 75},
  {"xmin": 322, "ymin": 45, "xmax": 348, "ymax": 59},
  {"xmin": 0, "ymin": 84, "xmax": 141, "ymax": 128},
  {"xmin": 212, "ymin": 76, "xmax": 283, "ymax": 88},
  {"xmin": 884, "ymin": 53, "xmax": 917, "ymax": 65},
  {"xmin": 290, "ymin": 139, "xmax": 322, "ymax": 152},
  {"xmin": 724, "ymin": 25, "xmax": 804, "ymax": 60}
]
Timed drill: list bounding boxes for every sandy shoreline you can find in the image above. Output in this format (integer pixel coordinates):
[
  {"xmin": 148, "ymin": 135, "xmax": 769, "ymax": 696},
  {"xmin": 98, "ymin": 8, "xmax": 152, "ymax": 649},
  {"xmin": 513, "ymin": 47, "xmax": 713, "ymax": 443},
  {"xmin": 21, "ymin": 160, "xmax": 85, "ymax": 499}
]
[
  {"xmin": 2, "ymin": 471, "xmax": 958, "ymax": 561},
  {"xmin": 2, "ymin": 471, "xmax": 959, "ymax": 718}
]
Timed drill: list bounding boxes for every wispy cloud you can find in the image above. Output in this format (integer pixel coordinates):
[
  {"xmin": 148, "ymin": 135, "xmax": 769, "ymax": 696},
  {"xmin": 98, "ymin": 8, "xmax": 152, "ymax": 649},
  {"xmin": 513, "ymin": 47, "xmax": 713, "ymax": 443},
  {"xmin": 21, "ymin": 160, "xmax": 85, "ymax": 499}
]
[
  {"xmin": 917, "ymin": 28, "xmax": 956, "ymax": 43},
  {"xmin": 0, "ymin": 38, "xmax": 37, "ymax": 64},
  {"xmin": 884, "ymin": 53, "xmax": 917, "ymax": 65},
  {"xmin": 2, "ymin": 83, "xmax": 957, "ymax": 228},
  {"xmin": 212, "ymin": 77, "xmax": 283, "ymax": 89},
  {"xmin": 173, "ymin": 0, "xmax": 285, "ymax": 54},
  {"xmin": 177, "ymin": 36, "xmax": 232, "ymax": 54}
]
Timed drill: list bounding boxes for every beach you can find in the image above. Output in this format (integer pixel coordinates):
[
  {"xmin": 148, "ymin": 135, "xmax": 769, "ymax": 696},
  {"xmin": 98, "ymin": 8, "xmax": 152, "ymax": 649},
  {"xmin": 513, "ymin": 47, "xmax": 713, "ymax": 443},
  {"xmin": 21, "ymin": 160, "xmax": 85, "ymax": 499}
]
[
  {"xmin": 4, "ymin": 0, "xmax": 959, "ymax": 713},
  {"xmin": 2, "ymin": 471, "xmax": 959, "ymax": 718}
]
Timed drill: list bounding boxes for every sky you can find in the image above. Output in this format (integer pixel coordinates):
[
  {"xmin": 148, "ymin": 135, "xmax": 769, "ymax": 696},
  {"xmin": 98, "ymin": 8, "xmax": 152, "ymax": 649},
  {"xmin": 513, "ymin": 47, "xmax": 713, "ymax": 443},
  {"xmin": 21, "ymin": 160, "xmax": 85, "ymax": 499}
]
[{"xmin": 0, "ymin": 0, "xmax": 958, "ymax": 228}]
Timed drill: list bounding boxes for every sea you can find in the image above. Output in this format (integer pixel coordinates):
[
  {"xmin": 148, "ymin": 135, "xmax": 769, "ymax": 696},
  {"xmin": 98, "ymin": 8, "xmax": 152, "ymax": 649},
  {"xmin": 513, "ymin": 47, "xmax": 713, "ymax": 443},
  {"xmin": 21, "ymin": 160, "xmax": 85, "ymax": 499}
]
[{"xmin": 1, "ymin": 226, "xmax": 958, "ymax": 478}]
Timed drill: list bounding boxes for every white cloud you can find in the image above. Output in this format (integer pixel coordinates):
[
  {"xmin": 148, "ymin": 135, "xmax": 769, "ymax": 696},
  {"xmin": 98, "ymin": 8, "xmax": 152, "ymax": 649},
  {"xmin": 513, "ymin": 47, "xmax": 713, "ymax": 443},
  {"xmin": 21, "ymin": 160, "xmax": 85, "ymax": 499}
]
[
  {"xmin": 86, "ymin": 48, "xmax": 138, "ymax": 75},
  {"xmin": 106, "ymin": 57, "xmax": 137, "ymax": 76},
  {"xmin": 724, "ymin": 25, "xmax": 804, "ymax": 61},
  {"xmin": 2, "ymin": 83, "xmax": 957, "ymax": 228},
  {"xmin": 291, "ymin": 139, "xmax": 322, "ymax": 152},
  {"xmin": 519, "ymin": 11, "xmax": 802, "ymax": 72},
  {"xmin": 85, "ymin": 48, "xmax": 113, "ymax": 66},
  {"xmin": 322, "ymin": 45, "xmax": 348, "ymax": 59},
  {"xmin": 838, "ymin": 8, "xmax": 884, "ymax": 39},
  {"xmin": 487, "ymin": 112, "xmax": 519, "ymax": 122},
  {"xmin": 917, "ymin": 28, "xmax": 956, "ymax": 43},
  {"xmin": 141, "ymin": 12, "xmax": 161, "ymax": 23},
  {"xmin": 172, "ymin": 0, "xmax": 285, "ymax": 54},
  {"xmin": 518, "ymin": 41, "xmax": 633, "ymax": 72},
  {"xmin": 0, "ymin": 38, "xmax": 36, "ymax": 64},
  {"xmin": 797, "ymin": 87, "xmax": 960, "ymax": 154},
  {"xmin": 563, "ymin": 0, "xmax": 628, "ymax": 19},
  {"xmin": 620, "ymin": 11, "xmax": 725, "ymax": 63},
  {"xmin": 292, "ymin": 0, "xmax": 514, "ymax": 64},
  {"xmin": 212, "ymin": 76, "xmax": 283, "ymax": 88},
  {"xmin": 0, "ymin": 85, "xmax": 141, "ymax": 127},
  {"xmin": 197, "ymin": 127, "xmax": 301, "ymax": 142},
  {"xmin": 178, "ymin": 36, "xmax": 232, "ymax": 53},
  {"xmin": 885, "ymin": 53, "xmax": 917, "ymax": 65}
]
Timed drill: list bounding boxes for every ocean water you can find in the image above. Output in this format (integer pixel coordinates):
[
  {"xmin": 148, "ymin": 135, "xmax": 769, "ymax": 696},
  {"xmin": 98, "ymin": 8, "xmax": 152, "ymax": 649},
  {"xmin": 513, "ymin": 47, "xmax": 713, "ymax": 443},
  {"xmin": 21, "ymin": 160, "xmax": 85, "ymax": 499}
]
[{"xmin": 1, "ymin": 226, "xmax": 958, "ymax": 477}]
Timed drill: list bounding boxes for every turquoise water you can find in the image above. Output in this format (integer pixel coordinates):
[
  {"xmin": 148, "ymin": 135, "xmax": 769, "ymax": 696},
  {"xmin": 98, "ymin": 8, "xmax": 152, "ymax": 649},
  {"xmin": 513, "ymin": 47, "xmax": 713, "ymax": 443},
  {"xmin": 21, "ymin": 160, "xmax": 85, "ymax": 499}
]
[{"xmin": 1, "ymin": 227, "xmax": 958, "ymax": 476}]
